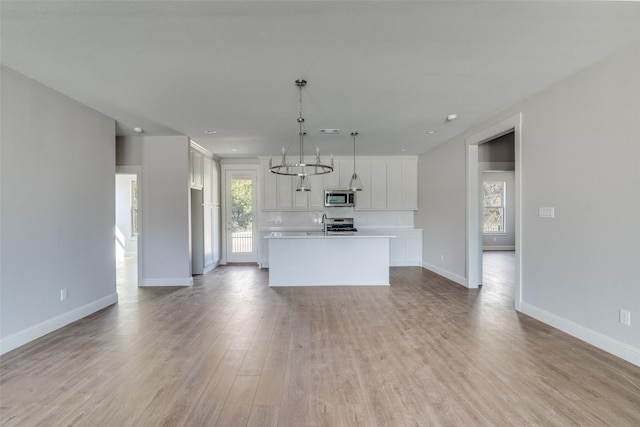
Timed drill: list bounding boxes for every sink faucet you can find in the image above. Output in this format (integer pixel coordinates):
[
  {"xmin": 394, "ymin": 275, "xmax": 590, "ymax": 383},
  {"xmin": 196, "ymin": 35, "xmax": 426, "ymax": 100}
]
[{"xmin": 321, "ymin": 213, "xmax": 327, "ymax": 233}]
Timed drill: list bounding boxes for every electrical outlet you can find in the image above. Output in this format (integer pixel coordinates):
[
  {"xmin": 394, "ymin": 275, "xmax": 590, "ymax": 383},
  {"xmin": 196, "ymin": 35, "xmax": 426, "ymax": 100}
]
[
  {"xmin": 619, "ymin": 309, "xmax": 631, "ymax": 326},
  {"xmin": 538, "ymin": 207, "xmax": 555, "ymax": 218},
  {"xmin": 60, "ymin": 288, "xmax": 68, "ymax": 301}
]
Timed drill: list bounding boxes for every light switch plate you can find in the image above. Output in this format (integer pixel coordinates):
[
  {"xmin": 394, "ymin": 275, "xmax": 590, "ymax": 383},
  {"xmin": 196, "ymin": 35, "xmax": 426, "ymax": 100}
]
[{"xmin": 539, "ymin": 207, "xmax": 555, "ymax": 218}]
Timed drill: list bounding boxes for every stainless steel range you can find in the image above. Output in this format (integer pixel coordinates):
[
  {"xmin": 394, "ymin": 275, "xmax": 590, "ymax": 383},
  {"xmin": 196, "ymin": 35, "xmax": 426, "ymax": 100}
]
[{"xmin": 325, "ymin": 217, "xmax": 357, "ymax": 233}]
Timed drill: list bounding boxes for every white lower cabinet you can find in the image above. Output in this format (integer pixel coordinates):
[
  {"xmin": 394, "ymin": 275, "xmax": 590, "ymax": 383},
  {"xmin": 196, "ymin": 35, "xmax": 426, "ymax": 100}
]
[
  {"xmin": 259, "ymin": 228, "xmax": 422, "ymax": 268},
  {"xmin": 386, "ymin": 229, "xmax": 422, "ymax": 267}
]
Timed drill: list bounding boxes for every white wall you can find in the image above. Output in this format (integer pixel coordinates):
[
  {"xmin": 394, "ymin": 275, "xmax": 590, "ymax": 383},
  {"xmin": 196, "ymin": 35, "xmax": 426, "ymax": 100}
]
[
  {"xmin": 416, "ymin": 42, "xmax": 640, "ymax": 364},
  {"xmin": 415, "ymin": 140, "xmax": 467, "ymax": 284},
  {"xmin": 0, "ymin": 67, "xmax": 117, "ymax": 354},
  {"xmin": 117, "ymin": 136, "xmax": 192, "ymax": 286}
]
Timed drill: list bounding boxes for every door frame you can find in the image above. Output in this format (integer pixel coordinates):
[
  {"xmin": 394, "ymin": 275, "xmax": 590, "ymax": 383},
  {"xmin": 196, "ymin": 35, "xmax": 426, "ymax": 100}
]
[
  {"xmin": 220, "ymin": 163, "xmax": 260, "ymax": 264},
  {"xmin": 115, "ymin": 165, "xmax": 142, "ymax": 286},
  {"xmin": 466, "ymin": 113, "xmax": 522, "ymax": 310}
]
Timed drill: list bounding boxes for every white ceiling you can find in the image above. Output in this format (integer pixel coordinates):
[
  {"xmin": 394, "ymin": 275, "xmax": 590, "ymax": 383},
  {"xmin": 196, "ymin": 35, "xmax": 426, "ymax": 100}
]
[{"xmin": 2, "ymin": 1, "xmax": 640, "ymax": 158}]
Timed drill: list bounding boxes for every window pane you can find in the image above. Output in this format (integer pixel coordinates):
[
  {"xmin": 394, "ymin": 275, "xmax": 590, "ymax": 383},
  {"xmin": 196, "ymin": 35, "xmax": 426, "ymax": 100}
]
[
  {"xmin": 484, "ymin": 207, "xmax": 504, "ymax": 232},
  {"xmin": 231, "ymin": 177, "xmax": 253, "ymax": 253},
  {"xmin": 483, "ymin": 181, "xmax": 505, "ymax": 233}
]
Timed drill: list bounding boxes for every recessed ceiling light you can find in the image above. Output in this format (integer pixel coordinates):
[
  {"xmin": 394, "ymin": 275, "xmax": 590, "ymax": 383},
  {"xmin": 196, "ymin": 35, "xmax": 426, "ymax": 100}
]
[
  {"xmin": 319, "ymin": 129, "xmax": 340, "ymax": 134},
  {"xmin": 426, "ymin": 130, "xmax": 438, "ymax": 134},
  {"xmin": 205, "ymin": 130, "xmax": 216, "ymax": 134},
  {"xmin": 228, "ymin": 148, "xmax": 237, "ymax": 152},
  {"xmin": 133, "ymin": 127, "xmax": 143, "ymax": 133},
  {"xmin": 446, "ymin": 114, "xmax": 457, "ymax": 122}
]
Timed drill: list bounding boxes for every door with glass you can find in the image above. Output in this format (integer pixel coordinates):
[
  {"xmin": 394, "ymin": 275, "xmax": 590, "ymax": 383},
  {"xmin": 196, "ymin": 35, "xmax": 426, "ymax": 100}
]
[{"xmin": 225, "ymin": 170, "xmax": 258, "ymax": 263}]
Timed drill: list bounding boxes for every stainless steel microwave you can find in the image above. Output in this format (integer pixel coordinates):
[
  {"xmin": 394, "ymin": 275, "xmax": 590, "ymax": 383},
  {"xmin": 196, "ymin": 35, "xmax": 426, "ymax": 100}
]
[{"xmin": 324, "ymin": 190, "xmax": 355, "ymax": 207}]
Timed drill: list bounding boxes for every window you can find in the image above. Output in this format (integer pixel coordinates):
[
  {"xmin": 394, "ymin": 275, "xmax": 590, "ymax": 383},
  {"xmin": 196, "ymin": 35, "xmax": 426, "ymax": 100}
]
[{"xmin": 483, "ymin": 181, "xmax": 505, "ymax": 233}]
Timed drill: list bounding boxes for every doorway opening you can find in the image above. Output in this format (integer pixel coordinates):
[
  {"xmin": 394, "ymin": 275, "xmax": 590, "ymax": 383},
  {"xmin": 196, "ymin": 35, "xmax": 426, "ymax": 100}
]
[
  {"xmin": 115, "ymin": 166, "xmax": 142, "ymax": 296},
  {"xmin": 466, "ymin": 113, "xmax": 522, "ymax": 310},
  {"xmin": 222, "ymin": 167, "xmax": 258, "ymax": 264}
]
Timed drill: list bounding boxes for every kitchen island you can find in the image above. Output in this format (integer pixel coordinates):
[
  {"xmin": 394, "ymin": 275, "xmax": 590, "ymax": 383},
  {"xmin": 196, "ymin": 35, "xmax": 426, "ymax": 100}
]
[{"xmin": 265, "ymin": 231, "xmax": 394, "ymax": 286}]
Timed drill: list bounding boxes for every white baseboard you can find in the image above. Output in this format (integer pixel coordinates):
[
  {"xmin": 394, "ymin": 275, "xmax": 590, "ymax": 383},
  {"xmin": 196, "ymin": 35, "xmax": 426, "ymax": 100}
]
[
  {"xmin": 203, "ymin": 262, "xmax": 218, "ymax": 274},
  {"xmin": 482, "ymin": 246, "xmax": 515, "ymax": 251},
  {"xmin": 0, "ymin": 293, "xmax": 118, "ymax": 356},
  {"xmin": 520, "ymin": 302, "xmax": 640, "ymax": 367},
  {"xmin": 390, "ymin": 260, "xmax": 423, "ymax": 267},
  {"xmin": 421, "ymin": 263, "xmax": 468, "ymax": 287},
  {"xmin": 139, "ymin": 277, "xmax": 194, "ymax": 286}
]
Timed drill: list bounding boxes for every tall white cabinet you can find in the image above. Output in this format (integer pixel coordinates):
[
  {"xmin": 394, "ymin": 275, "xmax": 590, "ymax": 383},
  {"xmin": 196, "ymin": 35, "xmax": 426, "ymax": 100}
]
[{"xmin": 191, "ymin": 144, "xmax": 220, "ymax": 274}]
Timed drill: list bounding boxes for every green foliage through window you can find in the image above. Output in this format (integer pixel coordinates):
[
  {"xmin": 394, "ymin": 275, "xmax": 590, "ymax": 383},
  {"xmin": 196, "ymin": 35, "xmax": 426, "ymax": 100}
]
[
  {"xmin": 231, "ymin": 178, "xmax": 253, "ymax": 232},
  {"xmin": 483, "ymin": 181, "xmax": 505, "ymax": 233}
]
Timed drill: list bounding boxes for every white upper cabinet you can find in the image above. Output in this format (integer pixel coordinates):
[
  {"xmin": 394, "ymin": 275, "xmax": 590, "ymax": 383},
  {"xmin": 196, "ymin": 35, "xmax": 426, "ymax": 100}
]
[
  {"xmin": 386, "ymin": 160, "xmax": 403, "ymax": 209},
  {"xmin": 190, "ymin": 148, "xmax": 204, "ymax": 189},
  {"xmin": 400, "ymin": 158, "xmax": 418, "ymax": 210},
  {"xmin": 259, "ymin": 156, "xmax": 417, "ymax": 211},
  {"xmin": 370, "ymin": 160, "xmax": 387, "ymax": 210},
  {"xmin": 356, "ymin": 157, "xmax": 417, "ymax": 211},
  {"xmin": 351, "ymin": 160, "xmax": 371, "ymax": 209},
  {"xmin": 203, "ymin": 158, "xmax": 213, "ymax": 204},
  {"xmin": 323, "ymin": 161, "xmax": 341, "ymax": 190}
]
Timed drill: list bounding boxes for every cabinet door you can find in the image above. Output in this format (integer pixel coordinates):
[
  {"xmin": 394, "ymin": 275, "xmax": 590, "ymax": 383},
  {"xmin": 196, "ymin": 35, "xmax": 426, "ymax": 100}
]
[
  {"xmin": 212, "ymin": 160, "xmax": 220, "ymax": 205},
  {"xmin": 339, "ymin": 159, "xmax": 354, "ymax": 189},
  {"xmin": 401, "ymin": 159, "xmax": 418, "ymax": 210},
  {"xmin": 204, "ymin": 203, "xmax": 214, "ymax": 268},
  {"xmin": 277, "ymin": 175, "xmax": 293, "ymax": 210},
  {"xmin": 323, "ymin": 163, "xmax": 340, "ymax": 190},
  {"xmin": 386, "ymin": 160, "xmax": 402, "ymax": 209},
  {"xmin": 190, "ymin": 150, "xmax": 204, "ymax": 189},
  {"xmin": 308, "ymin": 174, "xmax": 325, "ymax": 210},
  {"xmin": 203, "ymin": 158, "xmax": 213, "ymax": 204},
  {"xmin": 370, "ymin": 160, "xmax": 387, "ymax": 210},
  {"xmin": 261, "ymin": 161, "xmax": 278, "ymax": 210},
  {"xmin": 353, "ymin": 160, "xmax": 371, "ymax": 210}
]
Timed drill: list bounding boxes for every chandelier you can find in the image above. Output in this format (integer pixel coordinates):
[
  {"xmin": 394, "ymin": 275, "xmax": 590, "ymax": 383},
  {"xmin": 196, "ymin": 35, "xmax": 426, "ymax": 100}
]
[{"xmin": 269, "ymin": 79, "xmax": 334, "ymax": 192}]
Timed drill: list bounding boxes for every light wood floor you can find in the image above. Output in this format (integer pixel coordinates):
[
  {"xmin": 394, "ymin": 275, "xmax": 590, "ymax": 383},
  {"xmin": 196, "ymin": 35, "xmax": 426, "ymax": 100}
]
[{"xmin": 2, "ymin": 253, "xmax": 639, "ymax": 426}]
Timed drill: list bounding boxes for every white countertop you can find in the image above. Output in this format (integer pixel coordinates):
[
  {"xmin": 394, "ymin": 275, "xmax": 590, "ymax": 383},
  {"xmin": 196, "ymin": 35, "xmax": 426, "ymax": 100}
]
[{"xmin": 264, "ymin": 230, "xmax": 395, "ymax": 239}]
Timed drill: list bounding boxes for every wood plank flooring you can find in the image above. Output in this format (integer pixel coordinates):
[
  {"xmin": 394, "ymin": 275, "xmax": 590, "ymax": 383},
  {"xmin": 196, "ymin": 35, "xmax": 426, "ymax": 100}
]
[{"xmin": 1, "ymin": 254, "xmax": 639, "ymax": 426}]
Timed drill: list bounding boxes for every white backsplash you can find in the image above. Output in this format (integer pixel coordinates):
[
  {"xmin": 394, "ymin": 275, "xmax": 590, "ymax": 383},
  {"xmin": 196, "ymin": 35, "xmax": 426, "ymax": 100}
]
[{"xmin": 260, "ymin": 209, "xmax": 414, "ymax": 230}]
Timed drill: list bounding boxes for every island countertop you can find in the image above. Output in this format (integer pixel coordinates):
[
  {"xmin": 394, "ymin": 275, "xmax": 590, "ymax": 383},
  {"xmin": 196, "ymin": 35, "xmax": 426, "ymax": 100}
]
[{"xmin": 264, "ymin": 230, "xmax": 395, "ymax": 239}]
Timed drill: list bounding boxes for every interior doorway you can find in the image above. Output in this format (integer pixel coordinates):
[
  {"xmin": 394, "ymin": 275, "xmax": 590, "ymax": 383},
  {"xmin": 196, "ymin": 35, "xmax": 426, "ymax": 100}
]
[
  {"xmin": 222, "ymin": 168, "xmax": 258, "ymax": 263},
  {"xmin": 466, "ymin": 113, "xmax": 522, "ymax": 310},
  {"xmin": 115, "ymin": 166, "xmax": 142, "ymax": 293}
]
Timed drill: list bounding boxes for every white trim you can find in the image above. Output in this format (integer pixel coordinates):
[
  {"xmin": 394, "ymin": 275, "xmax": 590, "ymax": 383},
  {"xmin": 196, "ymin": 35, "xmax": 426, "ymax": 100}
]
[
  {"xmin": 189, "ymin": 140, "xmax": 213, "ymax": 158},
  {"xmin": 421, "ymin": 264, "xmax": 468, "ymax": 287},
  {"xmin": 0, "ymin": 293, "xmax": 118, "ymax": 355},
  {"xmin": 482, "ymin": 246, "xmax": 515, "ymax": 251},
  {"xmin": 139, "ymin": 277, "xmax": 194, "ymax": 287},
  {"xmin": 390, "ymin": 261, "xmax": 422, "ymax": 267},
  {"xmin": 220, "ymin": 164, "xmax": 260, "ymax": 264},
  {"xmin": 466, "ymin": 113, "xmax": 523, "ymax": 310},
  {"xmin": 203, "ymin": 263, "xmax": 218, "ymax": 274},
  {"xmin": 466, "ymin": 144, "xmax": 481, "ymax": 288},
  {"xmin": 520, "ymin": 303, "xmax": 640, "ymax": 367}
]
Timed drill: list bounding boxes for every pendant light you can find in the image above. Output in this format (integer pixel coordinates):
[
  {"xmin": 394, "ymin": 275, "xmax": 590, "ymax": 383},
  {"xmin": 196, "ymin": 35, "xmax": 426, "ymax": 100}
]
[
  {"xmin": 269, "ymin": 79, "xmax": 334, "ymax": 192},
  {"xmin": 348, "ymin": 132, "xmax": 363, "ymax": 191}
]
